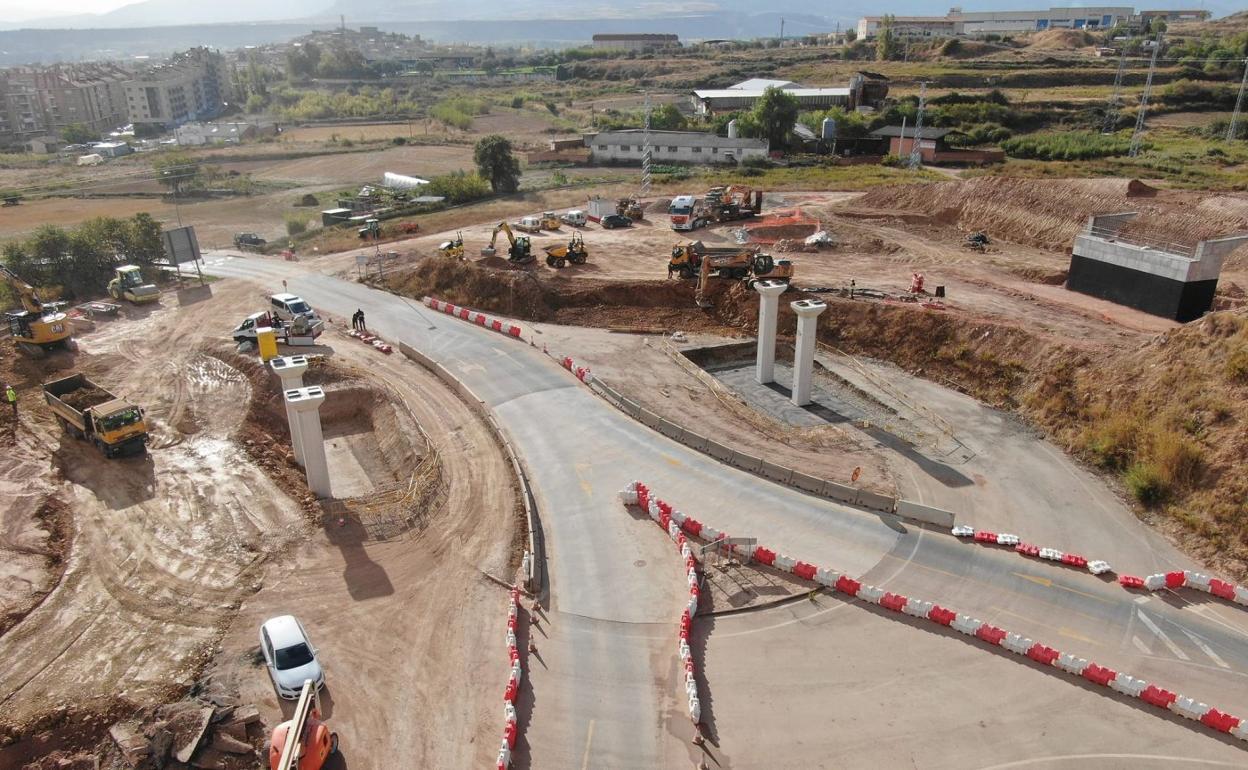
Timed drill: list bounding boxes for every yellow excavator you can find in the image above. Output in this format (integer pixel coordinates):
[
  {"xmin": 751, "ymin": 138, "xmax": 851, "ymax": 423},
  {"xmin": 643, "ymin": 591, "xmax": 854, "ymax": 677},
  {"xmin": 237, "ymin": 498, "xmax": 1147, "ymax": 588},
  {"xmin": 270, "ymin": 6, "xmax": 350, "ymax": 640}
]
[
  {"xmin": 439, "ymin": 231, "xmax": 465, "ymax": 260},
  {"xmin": 1, "ymin": 265, "xmax": 74, "ymax": 357},
  {"xmin": 618, "ymin": 196, "xmax": 644, "ymax": 220},
  {"xmin": 481, "ymin": 222, "xmax": 534, "ymax": 265},
  {"xmin": 543, "ymin": 231, "xmax": 588, "ymax": 268}
]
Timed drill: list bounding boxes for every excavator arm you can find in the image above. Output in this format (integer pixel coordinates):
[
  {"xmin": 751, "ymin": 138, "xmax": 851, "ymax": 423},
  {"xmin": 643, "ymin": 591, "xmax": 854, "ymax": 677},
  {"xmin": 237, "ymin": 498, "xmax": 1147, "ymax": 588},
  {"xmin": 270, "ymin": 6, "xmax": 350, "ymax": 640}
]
[{"xmin": 0, "ymin": 265, "xmax": 44, "ymax": 314}]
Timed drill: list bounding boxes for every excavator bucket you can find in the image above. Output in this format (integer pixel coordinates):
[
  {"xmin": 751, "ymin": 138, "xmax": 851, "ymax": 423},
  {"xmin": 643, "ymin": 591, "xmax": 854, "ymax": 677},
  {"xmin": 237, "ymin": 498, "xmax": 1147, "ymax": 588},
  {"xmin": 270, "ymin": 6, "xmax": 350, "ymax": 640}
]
[{"xmin": 481, "ymin": 246, "xmax": 496, "ymax": 256}]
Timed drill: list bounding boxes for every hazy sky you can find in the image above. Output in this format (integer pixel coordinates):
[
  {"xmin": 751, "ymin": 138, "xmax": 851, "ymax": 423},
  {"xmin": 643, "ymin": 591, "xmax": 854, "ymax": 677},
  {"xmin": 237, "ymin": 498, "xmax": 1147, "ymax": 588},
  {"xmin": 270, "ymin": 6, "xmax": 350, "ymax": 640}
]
[{"xmin": 0, "ymin": 0, "xmax": 132, "ymax": 20}]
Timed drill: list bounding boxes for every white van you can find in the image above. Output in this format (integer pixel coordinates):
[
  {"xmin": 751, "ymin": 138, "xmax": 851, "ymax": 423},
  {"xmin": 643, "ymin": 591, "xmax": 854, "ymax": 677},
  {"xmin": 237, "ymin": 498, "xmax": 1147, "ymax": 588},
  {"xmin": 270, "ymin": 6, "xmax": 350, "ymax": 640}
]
[
  {"xmin": 514, "ymin": 216, "xmax": 543, "ymax": 234},
  {"xmin": 561, "ymin": 210, "xmax": 587, "ymax": 227},
  {"xmin": 269, "ymin": 293, "xmax": 318, "ymax": 323}
]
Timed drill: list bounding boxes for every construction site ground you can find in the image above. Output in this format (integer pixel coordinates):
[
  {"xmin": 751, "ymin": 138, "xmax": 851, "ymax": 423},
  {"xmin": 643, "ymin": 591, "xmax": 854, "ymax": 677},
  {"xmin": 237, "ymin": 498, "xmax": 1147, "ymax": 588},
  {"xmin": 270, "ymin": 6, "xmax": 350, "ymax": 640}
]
[{"xmin": 0, "ymin": 279, "xmax": 517, "ymax": 768}]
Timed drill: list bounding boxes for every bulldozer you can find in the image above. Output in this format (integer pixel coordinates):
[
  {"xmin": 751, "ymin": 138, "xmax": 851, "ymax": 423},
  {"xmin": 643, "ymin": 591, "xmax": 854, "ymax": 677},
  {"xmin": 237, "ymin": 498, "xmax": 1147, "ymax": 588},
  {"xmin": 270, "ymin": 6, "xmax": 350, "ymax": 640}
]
[
  {"xmin": 543, "ymin": 232, "xmax": 588, "ymax": 268},
  {"xmin": 540, "ymin": 211, "xmax": 562, "ymax": 230},
  {"xmin": 482, "ymin": 222, "xmax": 534, "ymax": 265},
  {"xmin": 1, "ymin": 265, "xmax": 74, "ymax": 357},
  {"xmin": 618, "ymin": 196, "xmax": 644, "ymax": 221},
  {"xmin": 107, "ymin": 265, "xmax": 160, "ymax": 304},
  {"xmin": 439, "ymin": 231, "xmax": 465, "ymax": 260},
  {"xmin": 668, "ymin": 241, "xmax": 793, "ymax": 283}
]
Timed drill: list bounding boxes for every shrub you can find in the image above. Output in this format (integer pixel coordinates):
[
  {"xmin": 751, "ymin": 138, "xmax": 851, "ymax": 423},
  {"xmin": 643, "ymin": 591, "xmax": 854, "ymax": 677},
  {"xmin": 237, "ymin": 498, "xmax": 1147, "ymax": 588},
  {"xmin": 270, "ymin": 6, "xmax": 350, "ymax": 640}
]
[
  {"xmin": 1124, "ymin": 462, "xmax": 1166, "ymax": 505},
  {"xmin": 285, "ymin": 215, "xmax": 309, "ymax": 237},
  {"xmin": 742, "ymin": 155, "xmax": 772, "ymax": 169},
  {"xmin": 1001, "ymin": 131, "xmax": 1133, "ymax": 161},
  {"xmin": 1083, "ymin": 410, "xmax": 1140, "ymax": 470},
  {"xmin": 392, "ymin": 136, "xmax": 408, "ymax": 145},
  {"xmin": 511, "ymin": 96, "xmax": 525, "ymax": 108},
  {"xmin": 425, "ymin": 170, "xmax": 492, "ymax": 204},
  {"xmin": 1227, "ymin": 344, "xmax": 1248, "ymax": 383},
  {"xmin": 1150, "ymin": 429, "xmax": 1203, "ymax": 489},
  {"xmin": 880, "ymin": 153, "xmax": 905, "ymax": 167}
]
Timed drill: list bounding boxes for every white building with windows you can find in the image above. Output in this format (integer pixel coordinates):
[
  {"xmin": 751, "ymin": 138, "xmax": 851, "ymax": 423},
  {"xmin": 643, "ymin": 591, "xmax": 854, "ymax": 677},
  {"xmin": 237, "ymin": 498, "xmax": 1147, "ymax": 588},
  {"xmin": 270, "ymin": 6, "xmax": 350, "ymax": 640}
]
[
  {"xmin": 858, "ymin": 6, "xmax": 1135, "ymax": 38},
  {"xmin": 583, "ymin": 129, "xmax": 769, "ymax": 166}
]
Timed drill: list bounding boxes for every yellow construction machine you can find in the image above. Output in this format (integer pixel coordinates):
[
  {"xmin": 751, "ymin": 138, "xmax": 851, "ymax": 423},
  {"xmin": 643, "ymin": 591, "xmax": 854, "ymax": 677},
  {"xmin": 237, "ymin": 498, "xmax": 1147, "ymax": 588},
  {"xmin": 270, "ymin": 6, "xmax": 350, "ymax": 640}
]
[
  {"xmin": 1, "ymin": 265, "xmax": 73, "ymax": 357},
  {"xmin": 439, "ymin": 231, "xmax": 465, "ymax": 259},
  {"xmin": 539, "ymin": 211, "xmax": 562, "ymax": 230},
  {"xmin": 482, "ymin": 222, "xmax": 534, "ymax": 265},
  {"xmin": 543, "ymin": 232, "xmax": 588, "ymax": 268},
  {"xmin": 618, "ymin": 196, "xmax": 644, "ymax": 220},
  {"xmin": 107, "ymin": 265, "xmax": 160, "ymax": 304},
  {"xmin": 668, "ymin": 241, "xmax": 793, "ymax": 283}
]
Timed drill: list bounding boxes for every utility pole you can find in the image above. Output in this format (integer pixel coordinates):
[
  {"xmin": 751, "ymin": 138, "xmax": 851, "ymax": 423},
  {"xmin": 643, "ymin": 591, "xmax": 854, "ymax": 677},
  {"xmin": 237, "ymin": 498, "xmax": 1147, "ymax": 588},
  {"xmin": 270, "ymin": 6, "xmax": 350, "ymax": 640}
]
[
  {"xmin": 909, "ymin": 81, "xmax": 927, "ymax": 170},
  {"xmin": 1227, "ymin": 57, "xmax": 1248, "ymax": 141},
  {"xmin": 641, "ymin": 92, "xmax": 652, "ymax": 197},
  {"xmin": 779, "ymin": 19, "xmax": 785, "ymax": 43},
  {"xmin": 1129, "ymin": 30, "xmax": 1163, "ymax": 158},
  {"xmin": 1102, "ymin": 51, "xmax": 1127, "ymax": 133}
]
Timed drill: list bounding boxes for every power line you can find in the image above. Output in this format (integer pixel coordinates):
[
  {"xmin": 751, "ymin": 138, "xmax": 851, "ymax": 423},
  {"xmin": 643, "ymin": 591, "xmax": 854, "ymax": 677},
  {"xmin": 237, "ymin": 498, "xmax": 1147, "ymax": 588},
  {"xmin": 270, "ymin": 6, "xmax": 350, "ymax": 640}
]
[
  {"xmin": 1228, "ymin": 58, "xmax": 1248, "ymax": 141},
  {"xmin": 1103, "ymin": 51, "xmax": 1127, "ymax": 133},
  {"xmin": 908, "ymin": 81, "xmax": 927, "ymax": 170},
  {"xmin": 1129, "ymin": 30, "xmax": 1163, "ymax": 158}
]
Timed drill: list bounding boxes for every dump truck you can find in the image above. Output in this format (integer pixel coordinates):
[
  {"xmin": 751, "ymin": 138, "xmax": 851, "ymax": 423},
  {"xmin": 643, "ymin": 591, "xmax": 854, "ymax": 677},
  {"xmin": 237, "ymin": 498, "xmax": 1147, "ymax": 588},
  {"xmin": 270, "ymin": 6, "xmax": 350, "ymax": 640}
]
[
  {"xmin": 44, "ymin": 373, "xmax": 148, "ymax": 458},
  {"xmin": 668, "ymin": 241, "xmax": 793, "ymax": 283},
  {"xmin": 543, "ymin": 232, "xmax": 588, "ymax": 268},
  {"xmin": 107, "ymin": 265, "xmax": 160, "ymax": 304}
]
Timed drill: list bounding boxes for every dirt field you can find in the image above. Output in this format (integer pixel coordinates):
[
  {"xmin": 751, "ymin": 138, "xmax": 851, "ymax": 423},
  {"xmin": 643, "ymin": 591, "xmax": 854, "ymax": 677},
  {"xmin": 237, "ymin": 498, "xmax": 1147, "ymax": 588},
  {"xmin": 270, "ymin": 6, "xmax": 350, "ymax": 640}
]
[
  {"xmin": 218, "ymin": 144, "xmax": 474, "ymax": 186},
  {"xmin": 0, "ymin": 278, "xmax": 518, "ymax": 767}
]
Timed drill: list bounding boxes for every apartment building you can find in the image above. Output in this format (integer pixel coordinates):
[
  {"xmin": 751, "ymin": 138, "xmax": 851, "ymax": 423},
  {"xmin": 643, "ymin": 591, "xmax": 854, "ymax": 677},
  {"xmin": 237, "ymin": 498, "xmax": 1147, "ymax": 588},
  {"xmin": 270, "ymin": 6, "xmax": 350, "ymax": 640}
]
[
  {"xmin": 0, "ymin": 75, "xmax": 45, "ymax": 148},
  {"xmin": 124, "ymin": 47, "xmax": 229, "ymax": 129},
  {"xmin": 0, "ymin": 63, "xmax": 129, "ymax": 147}
]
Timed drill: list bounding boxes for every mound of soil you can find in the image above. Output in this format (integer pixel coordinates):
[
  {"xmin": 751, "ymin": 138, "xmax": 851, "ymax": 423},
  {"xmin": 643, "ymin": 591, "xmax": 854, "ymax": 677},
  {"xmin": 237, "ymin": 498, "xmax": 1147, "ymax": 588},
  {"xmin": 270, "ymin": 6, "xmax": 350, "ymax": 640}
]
[
  {"xmin": 748, "ymin": 223, "xmax": 819, "ymax": 242},
  {"xmin": 1026, "ymin": 29, "xmax": 1094, "ymax": 49},
  {"xmin": 59, "ymin": 385, "xmax": 111, "ymax": 411},
  {"xmin": 647, "ymin": 197, "xmax": 672, "ymax": 213}
]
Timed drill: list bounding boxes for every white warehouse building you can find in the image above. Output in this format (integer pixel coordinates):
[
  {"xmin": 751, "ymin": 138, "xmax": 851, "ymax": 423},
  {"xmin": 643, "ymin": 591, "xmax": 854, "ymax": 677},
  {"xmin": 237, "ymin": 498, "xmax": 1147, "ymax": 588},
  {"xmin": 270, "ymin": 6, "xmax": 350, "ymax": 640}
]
[
  {"xmin": 691, "ymin": 77, "xmax": 861, "ymax": 117},
  {"xmin": 583, "ymin": 129, "xmax": 769, "ymax": 166},
  {"xmin": 858, "ymin": 6, "xmax": 1135, "ymax": 38}
]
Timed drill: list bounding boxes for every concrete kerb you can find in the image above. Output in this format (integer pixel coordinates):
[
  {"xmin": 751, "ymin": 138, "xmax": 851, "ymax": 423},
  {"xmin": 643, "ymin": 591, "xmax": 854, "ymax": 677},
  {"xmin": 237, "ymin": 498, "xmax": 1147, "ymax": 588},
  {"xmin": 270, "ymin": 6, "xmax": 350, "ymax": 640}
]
[
  {"xmin": 759, "ymin": 460, "xmax": 793, "ymax": 485},
  {"xmin": 656, "ymin": 417, "xmax": 686, "ymax": 442},
  {"xmin": 399, "ymin": 342, "xmax": 544, "ymax": 594},
  {"xmin": 895, "ymin": 499, "xmax": 956, "ymax": 528}
]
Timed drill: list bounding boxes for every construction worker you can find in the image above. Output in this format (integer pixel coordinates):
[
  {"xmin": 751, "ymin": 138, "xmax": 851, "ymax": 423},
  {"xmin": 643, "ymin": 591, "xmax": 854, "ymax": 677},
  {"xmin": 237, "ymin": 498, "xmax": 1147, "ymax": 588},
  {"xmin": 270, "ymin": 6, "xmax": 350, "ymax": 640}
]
[
  {"xmin": 5, "ymin": 384, "xmax": 15, "ymax": 418},
  {"xmin": 357, "ymin": 309, "xmax": 366, "ymax": 332},
  {"xmin": 352, "ymin": 309, "xmax": 362, "ymax": 330}
]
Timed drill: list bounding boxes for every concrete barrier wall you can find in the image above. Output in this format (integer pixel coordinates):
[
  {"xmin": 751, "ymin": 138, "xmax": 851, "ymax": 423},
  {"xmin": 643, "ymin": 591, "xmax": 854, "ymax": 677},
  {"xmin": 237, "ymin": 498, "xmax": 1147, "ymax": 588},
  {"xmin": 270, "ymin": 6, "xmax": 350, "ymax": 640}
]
[
  {"xmin": 639, "ymin": 409, "xmax": 663, "ymax": 430},
  {"xmin": 656, "ymin": 418, "xmax": 685, "ymax": 441},
  {"xmin": 895, "ymin": 499, "xmax": 956, "ymax": 528},
  {"xmin": 759, "ymin": 460, "xmax": 793, "ymax": 485},
  {"xmin": 855, "ymin": 488, "xmax": 898, "ymax": 514},
  {"xmin": 400, "ymin": 341, "xmax": 544, "ymax": 593},
  {"xmin": 822, "ymin": 481, "xmax": 859, "ymax": 506},
  {"xmin": 791, "ymin": 471, "xmax": 825, "ymax": 494}
]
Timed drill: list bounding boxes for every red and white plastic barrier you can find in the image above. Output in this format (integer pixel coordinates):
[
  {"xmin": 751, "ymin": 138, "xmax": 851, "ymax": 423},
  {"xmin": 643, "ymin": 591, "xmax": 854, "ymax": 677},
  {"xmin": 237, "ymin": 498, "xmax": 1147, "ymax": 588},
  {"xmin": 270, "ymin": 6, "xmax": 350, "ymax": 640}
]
[
  {"xmin": 629, "ymin": 481, "xmax": 1248, "ymax": 743},
  {"xmin": 559, "ymin": 355, "xmax": 593, "ymax": 384},
  {"xmin": 952, "ymin": 526, "xmax": 1246, "ymax": 609},
  {"xmin": 345, "ymin": 328, "xmax": 393, "ymax": 354},
  {"xmin": 618, "ymin": 482, "xmax": 702, "ymax": 727},
  {"xmin": 498, "ymin": 586, "xmax": 524, "ymax": 769},
  {"xmin": 424, "ymin": 296, "xmax": 523, "ymax": 340}
]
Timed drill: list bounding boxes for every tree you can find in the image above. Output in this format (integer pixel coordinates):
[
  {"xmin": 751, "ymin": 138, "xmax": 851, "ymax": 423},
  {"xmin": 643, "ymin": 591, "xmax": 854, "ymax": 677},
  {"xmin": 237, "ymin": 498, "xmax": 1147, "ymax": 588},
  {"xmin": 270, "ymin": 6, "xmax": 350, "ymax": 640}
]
[
  {"xmin": 845, "ymin": 28, "xmax": 857, "ymax": 42},
  {"xmin": 152, "ymin": 153, "xmax": 200, "ymax": 196},
  {"xmin": 473, "ymin": 135, "xmax": 521, "ymax": 194},
  {"xmin": 751, "ymin": 86, "xmax": 800, "ymax": 151},
  {"xmin": 650, "ymin": 103, "xmax": 687, "ymax": 131},
  {"xmin": 876, "ymin": 15, "xmax": 900, "ymax": 61},
  {"xmin": 61, "ymin": 122, "xmax": 97, "ymax": 144}
]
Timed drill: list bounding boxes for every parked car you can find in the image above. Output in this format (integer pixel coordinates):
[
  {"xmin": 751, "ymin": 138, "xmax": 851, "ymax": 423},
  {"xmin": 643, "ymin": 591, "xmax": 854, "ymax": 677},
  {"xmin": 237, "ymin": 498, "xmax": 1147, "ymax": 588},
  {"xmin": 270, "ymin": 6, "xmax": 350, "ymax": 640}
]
[
  {"xmin": 259, "ymin": 615, "xmax": 325, "ymax": 699},
  {"xmin": 234, "ymin": 232, "xmax": 267, "ymax": 250},
  {"xmin": 601, "ymin": 214, "xmax": 633, "ymax": 229},
  {"xmin": 268, "ymin": 293, "xmax": 318, "ymax": 323}
]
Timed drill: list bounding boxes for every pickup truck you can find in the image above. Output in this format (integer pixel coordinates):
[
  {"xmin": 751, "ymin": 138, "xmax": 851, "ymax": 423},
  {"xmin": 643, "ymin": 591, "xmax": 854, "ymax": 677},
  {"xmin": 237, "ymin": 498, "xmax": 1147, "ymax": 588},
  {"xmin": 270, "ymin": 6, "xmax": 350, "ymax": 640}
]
[
  {"xmin": 232, "ymin": 311, "xmax": 323, "ymax": 346},
  {"xmin": 44, "ymin": 373, "xmax": 148, "ymax": 458}
]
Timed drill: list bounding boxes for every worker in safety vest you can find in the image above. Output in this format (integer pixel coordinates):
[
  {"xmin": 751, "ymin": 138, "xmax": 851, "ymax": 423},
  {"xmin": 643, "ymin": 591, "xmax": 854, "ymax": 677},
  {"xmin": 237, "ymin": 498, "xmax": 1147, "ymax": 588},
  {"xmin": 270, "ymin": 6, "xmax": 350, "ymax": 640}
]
[{"xmin": 5, "ymin": 384, "xmax": 15, "ymax": 417}]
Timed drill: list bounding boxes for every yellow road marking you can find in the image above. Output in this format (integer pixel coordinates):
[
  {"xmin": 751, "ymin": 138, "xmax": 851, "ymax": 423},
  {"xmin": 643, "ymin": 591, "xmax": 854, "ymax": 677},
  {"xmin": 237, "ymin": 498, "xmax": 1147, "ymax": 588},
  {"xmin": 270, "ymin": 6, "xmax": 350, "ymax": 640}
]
[
  {"xmin": 1010, "ymin": 571, "xmax": 1111, "ymax": 603},
  {"xmin": 574, "ymin": 463, "xmax": 593, "ymax": 497},
  {"xmin": 663, "ymin": 454, "xmax": 682, "ymax": 468},
  {"xmin": 991, "ymin": 606, "xmax": 1103, "ymax": 647}
]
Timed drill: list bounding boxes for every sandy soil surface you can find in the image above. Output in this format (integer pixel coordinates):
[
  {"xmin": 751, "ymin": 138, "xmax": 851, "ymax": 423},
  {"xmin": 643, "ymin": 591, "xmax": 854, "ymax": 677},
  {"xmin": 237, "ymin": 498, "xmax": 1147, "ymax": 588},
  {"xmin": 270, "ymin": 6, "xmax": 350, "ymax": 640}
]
[
  {"xmin": 219, "ymin": 144, "xmax": 474, "ymax": 186},
  {"xmin": 0, "ymin": 277, "xmax": 518, "ymax": 767}
]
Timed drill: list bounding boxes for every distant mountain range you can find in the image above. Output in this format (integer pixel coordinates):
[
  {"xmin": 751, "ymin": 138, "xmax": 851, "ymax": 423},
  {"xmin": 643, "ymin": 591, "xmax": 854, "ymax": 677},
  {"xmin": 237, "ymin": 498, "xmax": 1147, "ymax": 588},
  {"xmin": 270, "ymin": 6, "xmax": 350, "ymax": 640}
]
[{"xmin": 3, "ymin": 0, "xmax": 1237, "ymax": 31}]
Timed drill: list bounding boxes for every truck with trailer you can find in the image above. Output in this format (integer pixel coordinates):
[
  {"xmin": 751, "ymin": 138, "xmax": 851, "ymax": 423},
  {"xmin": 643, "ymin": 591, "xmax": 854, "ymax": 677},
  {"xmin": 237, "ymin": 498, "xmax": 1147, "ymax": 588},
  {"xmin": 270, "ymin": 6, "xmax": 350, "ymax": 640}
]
[
  {"xmin": 43, "ymin": 373, "xmax": 148, "ymax": 458},
  {"xmin": 668, "ymin": 195, "xmax": 711, "ymax": 231}
]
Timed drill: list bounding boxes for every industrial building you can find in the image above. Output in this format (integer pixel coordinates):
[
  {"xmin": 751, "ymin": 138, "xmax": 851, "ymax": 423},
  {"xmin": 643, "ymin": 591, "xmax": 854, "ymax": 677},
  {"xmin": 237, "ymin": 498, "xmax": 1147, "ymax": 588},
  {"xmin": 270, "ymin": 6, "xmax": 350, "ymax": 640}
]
[
  {"xmin": 583, "ymin": 129, "xmax": 768, "ymax": 166},
  {"xmin": 1067, "ymin": 213, "xmax": 1248, "ymax": 322},
  {"xmin": 858, "ymin": 6, "xmax": 1134, "ymax": 38},
  {"xmin": 123, "ymin": 47, "xmax": 229, "ymax": 129},
  {"xmin": 591, "ymin": 33, "xmax": 680, "ymax": 52},
  {"xmin": 691, "ymin": 76, "xmax": 871, "ymax": 117}
]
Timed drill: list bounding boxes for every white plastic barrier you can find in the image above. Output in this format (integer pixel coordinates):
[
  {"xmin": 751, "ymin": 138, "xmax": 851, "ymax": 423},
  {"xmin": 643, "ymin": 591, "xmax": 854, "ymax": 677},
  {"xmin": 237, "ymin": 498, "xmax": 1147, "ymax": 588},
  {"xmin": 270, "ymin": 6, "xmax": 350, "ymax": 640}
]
[
  {"xmin": 1055, "ymin": 654, "xmax": 1089, "ymax": 675},
  {"xmin": 1169, "ymin": 697, "xmax": 1211, "ymax": 721},
  {"xmin": 950, "ymin": 615, "xmax": 983, "ymax": 635},
  {"xmin": 902, "ymin": 599, "xmax": 933, "ymax": 619},
  {"xmin": 1109, "ymin": 673, "xmax": 1148, "ymax": 697},
  {"xmin": 1144, "ymin": 574, "xmax": 1168, "ymax": 591},
  {"xmin": 857, "ymin": 585, "xmax": 885, "ymax": 605},
  {"xmin": 1002, "ymin": 633, "xmax": 1033, "ymax": 655}
]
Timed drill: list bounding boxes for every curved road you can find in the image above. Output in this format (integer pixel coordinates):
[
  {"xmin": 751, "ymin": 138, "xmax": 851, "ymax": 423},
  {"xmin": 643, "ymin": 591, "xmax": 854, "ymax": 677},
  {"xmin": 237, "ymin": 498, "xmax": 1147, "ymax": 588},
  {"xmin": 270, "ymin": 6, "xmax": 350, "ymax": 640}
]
[{"xmin": 202, "ymin": 252, "xmax": 1248, "ymax": 766}]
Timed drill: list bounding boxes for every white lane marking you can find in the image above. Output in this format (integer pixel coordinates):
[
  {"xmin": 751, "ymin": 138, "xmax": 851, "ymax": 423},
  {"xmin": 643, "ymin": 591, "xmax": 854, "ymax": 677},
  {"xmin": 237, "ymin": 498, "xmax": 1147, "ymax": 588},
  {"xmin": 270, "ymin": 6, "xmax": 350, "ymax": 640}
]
[
  {"xmin": 580, "ymin": 718, "xmax": 595, "ymax": 770},
  {"xmin": 1131, "ymin": 635, "xmax": 1153, "ymax": 655},
  {"xmin": 977, "ymin": 752, "xmax": 1246, "ymax": 769},
  {"xmin": 1178, "ymin": 627, "xmax": 1230, "ymax": 669},
  {"xmin": 1133, "ymin": 595, "xmax": 1150, "ymax": 604},
  {"xmin": 1136, "ymin": 609, "xmax": 1190, "ymax": 661}
]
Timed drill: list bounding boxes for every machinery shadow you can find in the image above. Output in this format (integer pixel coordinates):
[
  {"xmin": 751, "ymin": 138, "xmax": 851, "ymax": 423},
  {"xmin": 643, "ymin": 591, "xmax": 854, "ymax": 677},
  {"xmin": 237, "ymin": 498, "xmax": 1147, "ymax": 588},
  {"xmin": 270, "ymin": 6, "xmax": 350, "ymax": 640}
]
[{"xmin": 321, "ymin": 512, "xmax": 395, "ymax": 601}]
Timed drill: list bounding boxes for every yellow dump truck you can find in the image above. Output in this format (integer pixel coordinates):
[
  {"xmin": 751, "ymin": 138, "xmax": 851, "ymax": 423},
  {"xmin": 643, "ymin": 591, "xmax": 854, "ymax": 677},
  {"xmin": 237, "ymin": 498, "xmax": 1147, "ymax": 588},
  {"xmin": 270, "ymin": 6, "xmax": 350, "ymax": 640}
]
[{"xmin": 44, "ymin": 373, "xmax": 148, "ymax": 458}]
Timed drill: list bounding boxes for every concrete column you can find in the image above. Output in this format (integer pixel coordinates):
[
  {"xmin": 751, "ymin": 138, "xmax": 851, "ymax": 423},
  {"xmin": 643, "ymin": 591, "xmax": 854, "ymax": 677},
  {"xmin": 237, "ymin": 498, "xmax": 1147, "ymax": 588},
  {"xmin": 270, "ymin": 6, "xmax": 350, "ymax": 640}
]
[
  {"xmin": 790, "ymin": 298, "xmax": 827, "ymax": 407},
  {"xmin": 753, "ymin": 280, "xmax": 788, "ymax": 385},
  {"xmin": 285, "ymin": 386, "xmax": 330, "ymax": 498},
  {"xmin": 270, "ymin": 356, "xmax": 309, "ymax": 465}
]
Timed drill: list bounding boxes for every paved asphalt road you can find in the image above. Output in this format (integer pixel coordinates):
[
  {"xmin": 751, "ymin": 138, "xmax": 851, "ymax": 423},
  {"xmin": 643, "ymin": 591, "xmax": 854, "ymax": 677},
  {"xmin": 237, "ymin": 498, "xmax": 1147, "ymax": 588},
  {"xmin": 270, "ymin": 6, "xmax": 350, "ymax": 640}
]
[{"xmin": 201, "ymin": 252, "xmax": 1248, "ymax": 766}]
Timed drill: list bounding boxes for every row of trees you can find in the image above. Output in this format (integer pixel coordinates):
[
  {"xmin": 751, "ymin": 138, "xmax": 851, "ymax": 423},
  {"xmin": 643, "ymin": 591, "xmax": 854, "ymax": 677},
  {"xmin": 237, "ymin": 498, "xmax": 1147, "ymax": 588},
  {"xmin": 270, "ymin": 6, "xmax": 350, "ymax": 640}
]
[{"xmin": 3, "ymin": 214, "xmax": 165, "ymax": 300}]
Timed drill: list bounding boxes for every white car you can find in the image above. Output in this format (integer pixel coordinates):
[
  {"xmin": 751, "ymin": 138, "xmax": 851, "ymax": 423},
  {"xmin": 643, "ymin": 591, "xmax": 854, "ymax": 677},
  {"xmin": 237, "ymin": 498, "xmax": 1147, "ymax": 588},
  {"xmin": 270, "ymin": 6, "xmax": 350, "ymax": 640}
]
[{"xmin": 259, "ymin": 615, "xmax": 325, "ymax": 699}]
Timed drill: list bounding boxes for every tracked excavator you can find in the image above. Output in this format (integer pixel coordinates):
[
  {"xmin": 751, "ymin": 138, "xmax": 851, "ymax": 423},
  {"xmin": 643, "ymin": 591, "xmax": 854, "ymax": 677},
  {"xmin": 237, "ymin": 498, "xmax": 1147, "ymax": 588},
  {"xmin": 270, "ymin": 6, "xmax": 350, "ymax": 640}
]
[
  {"xmin": 618, "ymin": 196, "xmax": 644, "ymax": 220},
  {"xmin": 543, "ymin": 231, "xmax": 588, "ymax": 268},
  {"xmin": 482, "ymin": 222, "xmax": 534, "ymax": 265},
  {"xmin": 269, "ymin": 680, "xmax": 339, "ymax": 770},
  {"xmin": 1, "ymin": 265, "xmax": 74, "ymax": 357}
]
